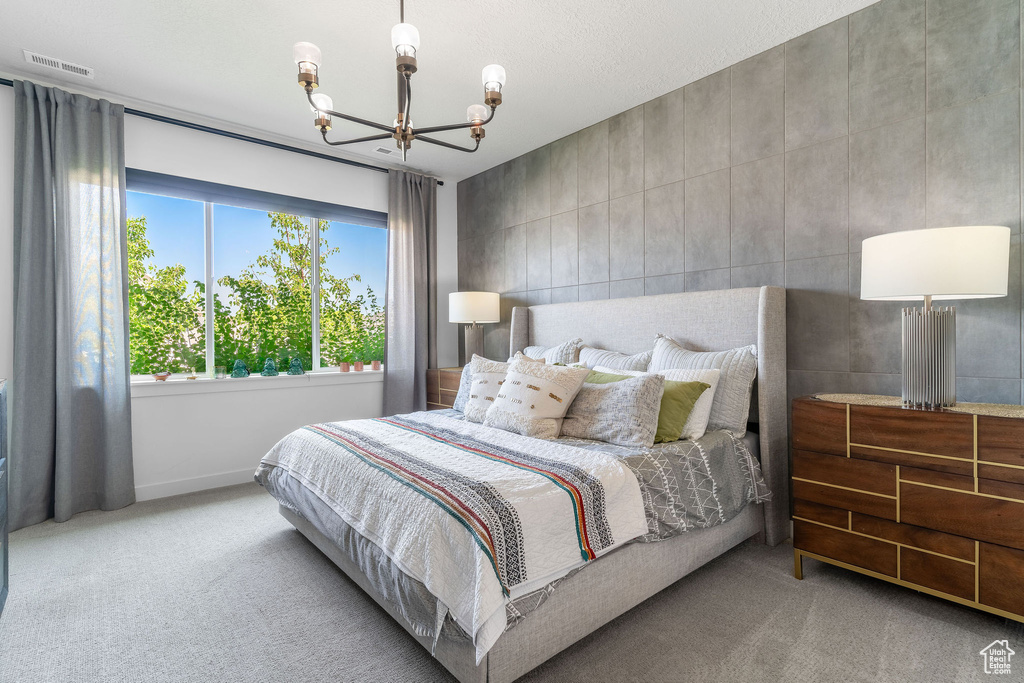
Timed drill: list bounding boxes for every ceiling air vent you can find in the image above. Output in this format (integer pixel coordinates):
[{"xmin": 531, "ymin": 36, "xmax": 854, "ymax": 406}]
[
  {"xmin": 373, "ymin": 146, "xmax": 399, "ymax": 157},
  {"xmin": 23, "ymin": 50, "xmax": 94, "ymax": 79}
]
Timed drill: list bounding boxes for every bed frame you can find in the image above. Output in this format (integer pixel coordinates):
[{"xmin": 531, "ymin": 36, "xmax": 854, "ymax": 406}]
[{"xmin": 281, "ymin": 286, "xmax": 788, "ymax": 683}]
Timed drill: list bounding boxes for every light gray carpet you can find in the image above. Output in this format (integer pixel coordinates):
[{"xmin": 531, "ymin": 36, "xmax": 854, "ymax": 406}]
[{"xmin": 1, "ymin": 483, "xmax": 1021, "ymax": 683}]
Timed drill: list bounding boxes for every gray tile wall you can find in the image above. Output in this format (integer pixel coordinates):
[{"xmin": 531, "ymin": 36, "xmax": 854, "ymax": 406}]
[{"xmin": 457, "ymin": 0, "xmax": 1024, "ymax": 405}]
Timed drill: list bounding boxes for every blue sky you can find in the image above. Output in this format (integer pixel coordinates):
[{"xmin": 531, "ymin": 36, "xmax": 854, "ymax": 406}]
[{"xmin": 127, "ymin": 191, "xmax": 386, "ymax": 303}]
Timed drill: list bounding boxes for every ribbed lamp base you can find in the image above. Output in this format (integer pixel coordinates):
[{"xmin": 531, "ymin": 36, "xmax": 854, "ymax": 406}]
[
  {"xmin": 463, "ymin": 324, "xmax": 484, "ymax": 364},
  {"xmin": 901, "ymin": 306, "xmax": 956, "ymax": 408}
]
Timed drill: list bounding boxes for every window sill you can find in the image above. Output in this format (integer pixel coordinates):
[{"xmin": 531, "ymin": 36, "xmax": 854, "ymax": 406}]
[{"xmin": 130, "ymin": 368, "xmax": 383, "ymax": 398}]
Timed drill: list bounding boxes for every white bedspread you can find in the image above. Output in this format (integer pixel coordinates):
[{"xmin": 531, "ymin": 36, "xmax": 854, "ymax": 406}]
[{"xmin": 257, "ymin": 411, "xmax": 648, "ymax": 662}]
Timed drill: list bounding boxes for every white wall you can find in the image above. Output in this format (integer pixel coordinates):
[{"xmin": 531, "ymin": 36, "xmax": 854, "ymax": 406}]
[{"xmin": 0, "ymin": 83, "xmax": 460, "ymax": 501}]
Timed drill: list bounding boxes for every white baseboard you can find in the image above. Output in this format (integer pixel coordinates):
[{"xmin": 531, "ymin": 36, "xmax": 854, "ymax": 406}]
[{"xmin": 134, "ymin": 468, "xmax": 256, "ymax": 501}]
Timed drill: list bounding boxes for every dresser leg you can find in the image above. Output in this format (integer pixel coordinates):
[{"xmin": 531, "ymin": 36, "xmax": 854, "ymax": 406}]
[{"xmin": 794, "ymin": 549, "xmax": 803, "ymax": 580}]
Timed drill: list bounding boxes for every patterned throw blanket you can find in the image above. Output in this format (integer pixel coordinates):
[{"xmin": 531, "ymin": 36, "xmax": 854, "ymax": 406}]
[{"xmin": 257, "ymin": 411, "xmax": 648, "ymax": 663}]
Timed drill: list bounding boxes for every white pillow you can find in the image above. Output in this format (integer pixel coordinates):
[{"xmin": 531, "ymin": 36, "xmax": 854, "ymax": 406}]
[
  {"xmin": 484, "ymin": 356, "xmax": 590, "ymax": 439},
  {"xmin": 647, "ymin": 335, "xmax": 756, "ymax": 437},
  {"xmin": 594, "ymin": 365, "xmax": 720, "ymax": 441},
  {"xmin": 519, "ymin": 338, "xmax": 584, "ymax": 364},
  {"xmin": 464, "ymin": 354, "xmax": 510, "ymax": 423},
  {"xmin": 578, "ymin": 346, "xmax": 653, "ymax": 372}
]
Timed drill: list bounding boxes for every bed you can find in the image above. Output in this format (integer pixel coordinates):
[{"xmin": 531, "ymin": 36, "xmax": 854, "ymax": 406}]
[{"xmin": 257, "ymin": 285, "xmax": 788, "ymax": 683}]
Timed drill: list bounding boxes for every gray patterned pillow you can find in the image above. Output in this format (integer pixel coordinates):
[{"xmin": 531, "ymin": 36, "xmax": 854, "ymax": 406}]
[
  {"xmin": 579, "ymin": 346, "xmax": 653, "ymax": 372},
  {"xmin": 560, "ymin": 373, "xmax": 664, "ymax": 447},
  {"xmin": 452, "ymin": 365, "xmax": 474, "ymax": 412},
  {"xmin": 648, "ymin": 335, "xmax": 756, "ymax": 437},
  {"xmin": 520, "ymin": 338, "xmax": 583, "ymax": 364}
]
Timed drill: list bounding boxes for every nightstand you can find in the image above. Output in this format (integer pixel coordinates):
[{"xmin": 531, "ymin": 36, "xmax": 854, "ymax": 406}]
[
  {"xmin": 426, "ymin": 367, "xmax": 463, "ymax": 410},
  {"xmin": 792, "ymin": 394, "xmax": 1024, "ymax": 623}
]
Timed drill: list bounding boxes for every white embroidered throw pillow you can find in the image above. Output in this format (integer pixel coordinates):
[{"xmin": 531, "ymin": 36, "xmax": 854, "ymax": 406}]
[
  {"xmin": 483, "ymin": 357, "xmax": 590, "ymax": 439},
  {"xmin": 463, "ymin": 355, "xmax": 510, "ymax": 423}
]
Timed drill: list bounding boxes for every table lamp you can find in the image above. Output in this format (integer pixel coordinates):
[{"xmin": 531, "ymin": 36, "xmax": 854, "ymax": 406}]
[
  {"xmin": 449, "ymin": 291, "xmax": 500, "ymax": 363},
  {"xmin": 860, "ymin": 225, "xmax": 1010, "ymax": 408}
]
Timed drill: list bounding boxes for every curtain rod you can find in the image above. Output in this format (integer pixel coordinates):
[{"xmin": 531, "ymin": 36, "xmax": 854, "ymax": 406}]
[{"xmin": 0, "ymin": 77, "xmax": 443, "ymax": 186}]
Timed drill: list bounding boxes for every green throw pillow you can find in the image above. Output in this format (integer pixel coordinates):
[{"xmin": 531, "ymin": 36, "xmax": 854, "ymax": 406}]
[
  {"xmin": 655, "ymin": 380, "xmax": 710, "ymax": 444},
  {"xmin": 584, "ymin": 370, "xmax": 632, "ymax": 384},
  {"xmin": 584, "ymin": 371, "xmax": 709, "ymax": 444}
]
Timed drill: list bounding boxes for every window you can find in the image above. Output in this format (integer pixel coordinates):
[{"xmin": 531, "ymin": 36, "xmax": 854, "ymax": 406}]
[{"xmin": 125, "ymin": 170, "xmax": 387, "ymax": 377}]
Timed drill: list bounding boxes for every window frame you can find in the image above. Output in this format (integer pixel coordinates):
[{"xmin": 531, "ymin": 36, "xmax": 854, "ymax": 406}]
[{"xmin": 125, "ymin": 169, "xmax": 388, "ymax": 378}]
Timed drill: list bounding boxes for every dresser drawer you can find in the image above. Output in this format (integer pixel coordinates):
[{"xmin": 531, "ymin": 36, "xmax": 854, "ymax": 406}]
[
  {"xmin": 850, "ymin": 512, "xmax": 975, "ymax": 562},
  {"xmin": 794, "ymin": 519, "xmax": 897, "ymax": 577},
  {"xmin": 978, "ymin": 416, "xmax": 1024, "ymax": 469},
  {"xmin": 792, "ymin": 451, "xmax": 897, "ymax": 520},
  {"xmin": 900, "ymin": 479, "xmax": 1024, "ymax": 552},
  {"xmin": 792, "ymin": 399, "xmax": 847, "ymax": 456},
  {"xmin": 900, "ymin": 547, "xmax": 976, "ymax": 601},
  {"xmin": 850, "ymin": 405, "xmax": 973, "ymax": 459},
  {"xmin": 980, "ymin": 543, "xmax": 1024, "ymax": 616},
  {"xmin": 439, "ymin": 369, "xmax": 463, "ymax": 392}
]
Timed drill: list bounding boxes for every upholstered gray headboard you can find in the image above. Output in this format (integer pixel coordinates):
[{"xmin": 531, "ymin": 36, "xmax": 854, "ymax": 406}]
[{"xmin": 508, "ymin": 286, "xmax": 788, "ymax": 546}]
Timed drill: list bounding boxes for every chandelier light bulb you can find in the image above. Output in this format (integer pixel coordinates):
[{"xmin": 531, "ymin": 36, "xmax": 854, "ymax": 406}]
[
  {"xmin": 310, "ymin": 93, "xmax": 333, "ymax": 114},
  {"xmin": 391, "ymin": 23, "xmax": 420, "ymax": 57},
  {"xmin": 292, "ymin": 42, "xmax": 322, "ymax": 67},
  {"xmin": 466, "ymin": 104, "xmax": 488, "ymax": 124},
  {"xmin": 481, "ymin": 64, "xmax": 507, "ymax": 91}
]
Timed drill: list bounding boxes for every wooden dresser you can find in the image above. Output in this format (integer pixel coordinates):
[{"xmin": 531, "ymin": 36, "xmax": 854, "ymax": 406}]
[
  {"xmin": 792, "ymin": 394, "xmax": 1024, "ymax": 623},
  {"xmin": 426, "ymin": 367, "xmax": 463, "ymax": 410}
]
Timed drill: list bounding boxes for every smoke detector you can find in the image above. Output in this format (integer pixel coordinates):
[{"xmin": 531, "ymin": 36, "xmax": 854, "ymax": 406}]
[{"xmin": 23, "ymin": 50, "xmax": 94, "ymax": 79}]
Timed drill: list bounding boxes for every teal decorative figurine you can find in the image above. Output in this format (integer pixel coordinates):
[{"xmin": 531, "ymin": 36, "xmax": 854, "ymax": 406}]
[
  {"xmin": 230, "ymin": 360, "xmax": 249, "ymax": 378},
  {"xmin": 261, "ymin": 358, "xmax": 279, "ymax": 377},
  {"xmin": 287, "ymin": 358, "xmax": 304, "ymax": 375}
]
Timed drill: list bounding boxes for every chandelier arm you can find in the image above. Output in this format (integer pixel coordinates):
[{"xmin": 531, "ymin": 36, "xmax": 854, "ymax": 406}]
[
  {"xmin": 415, "ymin": 106, "xmax": 496, "ymax": 135},
  {"xmin": 401, "ymin": 73, "xmax": 412, "ymax": 134},
  {"xmin": 306, "ymin": 90, "xmax": 395, "ymax": 134},
  {"xmin": 321, "ymin": 131, "xmax": 395, "ymax": 147},
  {"xmin": 417, "ymin": 134, "xmax": 481, "ymax": 153}
]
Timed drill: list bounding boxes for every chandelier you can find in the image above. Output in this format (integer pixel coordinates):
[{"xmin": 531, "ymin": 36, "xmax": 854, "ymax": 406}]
[{"xmin": 292, "ymin": 0, "xmax": 507, "ymax": 161}]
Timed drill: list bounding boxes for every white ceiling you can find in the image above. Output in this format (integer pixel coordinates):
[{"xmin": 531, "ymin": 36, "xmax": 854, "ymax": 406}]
[{"xmin": 1, "ymin": 0, "xmax": 876, "ymax": 182}]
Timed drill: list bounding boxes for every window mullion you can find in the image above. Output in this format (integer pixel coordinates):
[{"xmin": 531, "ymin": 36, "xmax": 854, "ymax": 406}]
[
  {"xmin": 311, "ymin": 217, "xmax": 321, "ymax": 371},
  {"xmin": 205, "ymin": 202, "xmax": 215, "ymax": 376}
]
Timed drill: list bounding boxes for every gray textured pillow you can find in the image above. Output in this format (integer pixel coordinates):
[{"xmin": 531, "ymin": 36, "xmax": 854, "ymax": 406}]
[
  {"xmin": 521, "ymin": 338, "xmax": 583, "ymax": 364},
  {"xmin": 561, "ymin": 373, "xmax": 664, "ymax": 447},
  {"xmin": 579, "ymin": 346, "xmax": 653, "ymax": 372},
  {"xmin": 647, "ymin": 335, "xmax": 757, "ymax": 437},
  {"xmin": 452, "ymin": 365, "xmax": 474, "ymax": 412}
]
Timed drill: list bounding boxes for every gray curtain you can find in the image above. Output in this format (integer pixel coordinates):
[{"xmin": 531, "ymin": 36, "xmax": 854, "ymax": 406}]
[
  {"xmin": 383, "ymin": 170, "xmax": 438, "ymax": 415},
  {"xmin": 10, "ymin": 81, "xmax": 135, "ymax": 530}
]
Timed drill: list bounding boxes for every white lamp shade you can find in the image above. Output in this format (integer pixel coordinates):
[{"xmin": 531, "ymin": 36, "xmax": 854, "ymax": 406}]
[
  {"xmin": 293, "ymin": 42, "xmax": 322, "ymax": 67},
  {"xmin": 466, "ymin": 104, "xmax": 488, "ymax": 124},
  {"xmin": 861, "ymin": 226, "xmax": 1010, "ymax": 301},
  {"xmin": 391, "ymin": 23, "xmax": 420, "ymax": 55},
  {"xmin": 481, "ymin": 64, "xmax": 506, "ymax": 89},
  {"xmin": 449, "ymin": 291, "xmax": 500, "ymax": 323}
]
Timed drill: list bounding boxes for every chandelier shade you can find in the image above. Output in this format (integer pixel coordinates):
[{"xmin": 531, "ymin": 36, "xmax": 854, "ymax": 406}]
[{"xmin": 291, "ymin": 0, "xmax": 506, "ymax": 161}]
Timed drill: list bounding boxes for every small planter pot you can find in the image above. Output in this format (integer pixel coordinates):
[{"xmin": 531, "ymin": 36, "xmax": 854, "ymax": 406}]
[
  {"xmin": 371, "ymin": 360, "xmax": 381, "ymax": 371},
  {"xmin": 339, "ymin": 362, "xmax": 351, "ymax": 372},
  {"xmin": 353, "ymin": 361, "xmax": 365, "ymax": 372}
]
